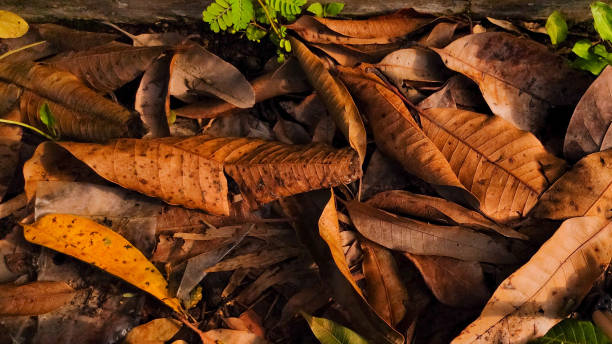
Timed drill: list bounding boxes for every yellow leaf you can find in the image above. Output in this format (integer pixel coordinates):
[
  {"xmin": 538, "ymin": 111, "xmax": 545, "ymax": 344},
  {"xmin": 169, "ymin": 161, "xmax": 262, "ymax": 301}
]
[
  {"xmin": 0, "ymin": 11, "xmax": 28, "ymax": 39},
  {"xmin": 22, "ymin": 214, "xmax": 182, "ymax": 313}
]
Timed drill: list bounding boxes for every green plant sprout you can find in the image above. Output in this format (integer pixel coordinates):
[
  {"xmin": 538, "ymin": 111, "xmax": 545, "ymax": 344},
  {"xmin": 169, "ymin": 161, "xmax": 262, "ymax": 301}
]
[
  {"xmin": 546, "ymin": 2, "xmax": 612, "ymax": 75},
  {"xmin": 0, "ymin": 103, "xmax": 59, "ymax": 141},
  {"xmin": 203, "ymin": 0, "xmax": 344, "ymax": 62}
]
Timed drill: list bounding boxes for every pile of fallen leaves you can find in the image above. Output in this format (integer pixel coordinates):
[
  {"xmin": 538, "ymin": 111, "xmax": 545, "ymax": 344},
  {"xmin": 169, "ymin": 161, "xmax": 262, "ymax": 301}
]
[{"xmin": 2, "ymin": 6, "xmax": 612, "ymax": 344}]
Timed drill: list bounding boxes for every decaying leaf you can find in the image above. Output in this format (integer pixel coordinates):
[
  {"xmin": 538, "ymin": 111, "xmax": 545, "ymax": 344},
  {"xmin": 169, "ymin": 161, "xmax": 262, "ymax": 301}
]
[
  {"xmin": 123, "ymin": 318, "xmax": 182, "ymax": 344},
  {"xmin": 0, "ymin": 281, "xmax": 75, "ymax": 316},
  {"xmin": 366, "ymin": 190, "xmax": 527, "ymax": 239},
  {"xmin": 47, "ymin": 42, "xmax": 164, "ymax": 93},
  {"xmin": 376, "ymin": 47, "xmax": 449, "ymax": 87},
  {"xmin": 310, "ymin": 43, "xmax": 382, "ymax": 67},
  {"xmin": 290, "ymin": 37, "xmax": 366, "ymax": 165},
  {"xmin": 103, "ymin": 21, "xmax": 186, "ymax": 47},
  {"xmin": 404, "ymin": 253, "xmax": 489, "ymax": 308},
  {"xmin": 202, "ymin": 329, "xmax": 268, "ymax": 344},
  {"xmin": 135, "ymin": 53, "xmax": 172, "ymax": 138},
  {"xmin": 532, "ymin": 149, "xmax": 612, "ymax": 220},
  {"xmin": 564, "ymin": 67, "xmax": 612, "ymax": 162},
  {"xmin": 0, "ymin": 108, "xmax": 21, "ymax": 200},
  {"xmin": 57, "ymin": 136, "xmax": 360, "ymax": 215},
  {"xmin": 361, "ymin": 240, "xmax": 409, "ymax": 326},
  {"xmin": 169, "ymin": 44, "xmax": 255, "ymax": 107},
  {"xmin": 35, "ymin": 23, "xmax": 119, "ymax": 51},
  {"xmin": 434, "ymin": 32, "xmax": 591, "ymax": 134},
  {"xmin": 452, "ymin": 216, "xmax": 612, "ymax": 343},
  {"xmin": 418, "ymin": 22, "xmax": 461, "ymax": 49},
  {"xmin": 22, "ymin": 214, "xmax": 182, "ymax": 313},
  {"xmin": 338, "ymin": 66, "xmax": 478, "ymax": 208},
  {"xmin": 419, "ymin": 108, "xmax": 567, "ymax": 223},
  {"xmin": 361, "ymin": 150, "xmax": 412, "ymax": 200},
  {"xmin": 346, "ymin": 201, "xmax": 517, "ymax": 264},
  {"xmin": 418, "ymin": 75, "xmax": 485, "ymax": 111}
]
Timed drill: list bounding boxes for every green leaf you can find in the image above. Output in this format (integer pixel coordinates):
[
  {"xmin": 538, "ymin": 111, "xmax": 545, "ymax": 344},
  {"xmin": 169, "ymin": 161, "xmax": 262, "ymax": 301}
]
[
  {"xmin": 168, "ymin": 110, "xmax": 177, "ymax": 126},
  {"xmin": 571, "ymin": 39, "xmax": 611, "ymax": 75},
  {"xmin": 246, "ymin": 24, "xmax": 267, "ymax": 42},
  {"xmin": 0, "ymin": 10, "xmax": 28, "ymax": 39},
  {"xmin": 307, "ymin": 3, "xmax": 324, "ymax": 17},
  {"xmin": 38, "ymin": 102, "xmax": 59, "ymax": 138},
  {"xmin": 573, "ymin": 39, "xmax": 594, "ymax": 59},
  {"xmin": 230, "ymin": 0, "xmax": 255, "ymax": 30},
  {"xmin": 592, "ymin": 1, "xmax": 612, "ymax": 41},
  {"xmin": 572, "ymin": 56, "xmax": 609, "ymax": 75},
  {"xmin": 546, "ymin": 10, "xmax": 568, "ymax": 45},
  {"xmin": 529, "ymin": 319, "xmax": 611, "ymax": 344},
  {"xmin": 268, "ymin": 0, "xmax": 307, "ymax": 19},
  {"xmin": 301, "ymin": 312, "xmax": 370, "ymax": 344},
  {"xmin": 324, "ymin": 2, "xmax": 344, "ymax": 17},
  {"xmin": 203, "ymin": 0, "xmax": 232, "ymax": 33}
]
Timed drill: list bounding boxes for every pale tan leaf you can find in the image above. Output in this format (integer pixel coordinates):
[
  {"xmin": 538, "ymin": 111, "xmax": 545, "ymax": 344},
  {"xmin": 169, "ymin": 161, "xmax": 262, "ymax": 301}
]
[
  {"xmin": 452, "ymin": 216, "xmax": 612, "ymax": 344},
  {"xmin": 0, "ymin": 281, "xmax": 75, "ymax": 316},
  {"xmin": 418, "ymin": 75, "xmax": 485, "ymax": 111},
  {"xmin": 486, "ymin": 17, "xmax": 522, "ymax": 33},
  {"xmin": 419, "ymin": 108, "xmax": 567, "ymax": 223},
  {"xmin": 418, "ymin": 22, "xmax": 461, "ymax": 48},
  {"xmin": 346, "ymin": 201, "xmax": 517, "ymax": 264},
  {"xmin": 124, "ymin": 318, "xmax": 182, "ymax": 344},
  {"xmin": 376, "ymin": 47, "xmax": 449, "ymax": 86}
]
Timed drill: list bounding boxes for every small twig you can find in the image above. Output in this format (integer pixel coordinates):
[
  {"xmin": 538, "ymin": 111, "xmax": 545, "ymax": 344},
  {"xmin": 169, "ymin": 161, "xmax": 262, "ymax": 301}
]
[
  {"xmin": 0, "ymin": 40, "xmax": 46, "ymax": 61},
  {"xmin": 256, "ymin": 0, "xmax": 280, "ymax": 36},
  {"xmin": 0, "ymin": 119, "xmax": 55, "ymax": 140}
]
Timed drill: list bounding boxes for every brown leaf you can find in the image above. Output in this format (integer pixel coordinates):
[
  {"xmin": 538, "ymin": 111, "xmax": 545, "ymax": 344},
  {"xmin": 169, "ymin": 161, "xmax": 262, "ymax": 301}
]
[
  {"xmin": 124, "ymin": 318, "xmax": 182, "ymax": 344},
  {"xmin": 366, "ymin": 190, "xmax": 527, "ymax": 240},
  {"xmin": 202, "ymin": 329, "xmax": 268, "ymax": 344},
  {"xmin": 404, "ymin": 253, "xmax": 489, "ymax": 308},
  {"xmin": 223, "ymin": 309, "xmax": 265, "ymax": 338},
  {"xmin": 434, "ymin": 32, "xmax": 591, "ymax": 133},
  {"xmin": 135, "ymin": 53, "xmax": 171, "ymax": 138},
  {"xmin": 346, "ymin": 201, "xmax": 517, "ymax": 264},
  {"xmin": 532, "ymin": 149, "xmax": 612, "ymax": 220},
  {"xmin": 169, "ymin": 44, "xmax": 255, "ymax": 107},
  {"xmin": 419, "ymin": 108, "xmax": 567, "ymax": 223},
  {"xmin": 290, "ymin": 37, "xmax": 367, "ymax": 165},
  {"xmin": 0, "ymin": 281, "xmax": 75, "ymax": 316},
  {"xmin": 418, "ymin": 75, "xmax": 485, "ymax": 111},
  {"xmin": 310, "ymin": 43, "xmax": 383, "ymax": 67},
  {"xmin": 0, "ymin": 108, "xmax": 21, "ymax": 200},
  {"xmin": 57, "ymin": 136, "xmax": 360, "ymax": 215},
  {"xmin": 564, "ymin": 66, "xmax": 612, "ymax": 162},
  {"xmin": 451, "ymin": 216, "xmax": 612, "ymax": 343},
  {"xmin": 418, "ymin": 22, "xmax": 461, "ymax": 48},
  {"xmin": 35, "ymin": 23, "xmax": 119, "ymax": 51},
  {"xmin": 47, "ymin": 42, "xmax": 164, "ymax": 93},
  {"xmin": 273, "ymin": 118, "xmax": 312, "ymax": 145},
  {"xmin": 205, "ymin": 247, "xmax": 301, "ymax": 273},
  {"xmin": 338, "ymin": 66, "xmax": 478, "ymax": 208},
  {"xmin": 361, "ymin": 240, "xmax": 409, "ymax": 326},
  {"xmin": 376, "ymin": 47, "xmax": 450, "ymax": 86},
  {"xmin": 103, "ymin": 22, "xmax": 186, "ymax": 47},
  {"xmin": 361, "ymin": 150, "xmax": 412, "ymax": 200},
  {"xmin": 280, "ymin": 283, "xmax": 331, "ymax": 323}
]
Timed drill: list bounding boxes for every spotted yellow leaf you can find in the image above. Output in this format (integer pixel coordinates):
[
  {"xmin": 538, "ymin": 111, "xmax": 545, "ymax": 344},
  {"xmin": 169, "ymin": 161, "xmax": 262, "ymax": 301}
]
[{"xmin": 0, "ymin": 10, "xmax": 28, "ymax": 38}]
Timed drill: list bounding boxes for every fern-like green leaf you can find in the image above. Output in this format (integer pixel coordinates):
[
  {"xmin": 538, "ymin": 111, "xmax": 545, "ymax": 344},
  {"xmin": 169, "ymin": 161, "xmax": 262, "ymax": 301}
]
[
  {"xmin": 230, "ymin": 0, "xmax": 255, "ymax": 30},
  {"xmin": 203, "ymin": 0, "xmax": 232, "ymax": 32},
  {"xmin": 268, "ymin": 0, "xmax": 307, "ymax": 19}
]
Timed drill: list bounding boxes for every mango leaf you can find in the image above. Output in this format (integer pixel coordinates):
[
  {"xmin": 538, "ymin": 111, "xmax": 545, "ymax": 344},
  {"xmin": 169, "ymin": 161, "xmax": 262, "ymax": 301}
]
[
  {"xmin": 346, "ymin": 201, "xmax": 517, "ymax": 264},
  {"xmin": 592, "ymin": 2, "xmax": 612, "ymax": 42},
  {"xmin": 565, "ymin": 67, "xmax": 612, "ymax": 161},
  {"xmin": 546, "ymin": 11, "xmax": 567, "ymax": 45},
  {"xmin": 57, "ymin": 136, "xmax": 361, "ymax": 215},
  {"xmin": 289, "ymin": 37, "xmax": 366, "ymax": 165},
  {"xmin": 530, "ymin": 319, "xmax": 611, "ymax": 344},
  {"xmin": 434, "ymin": 32, "xmax": 591, "ymax": 134},
  {"xmin": 0, "ymin": 281, "xmax": 75, "ymax": 316},
  {"xmin": 123, "ymin": 318, "xmax": 182, "ymax": 344},
  {"xmin": 47, "ymin": 42, "xmax": 164, "ymax": 93},
  {"xmin": 135, "ymin": 53, "xmax": 171, "ymax": 138},
  {"xmin": 0, "ymin": 10, "xmax": 28, "ymax": 38},
  {"xmin": 22, "ymin": 214, "xmax": 183, "ymax": 313},
  {"xmin": 302, "ymin": 312, "xmax": 370, "ymax": 344},
  {"xmin": 452, "ymin": 216, "xmax": 612, "ymax": 344}
]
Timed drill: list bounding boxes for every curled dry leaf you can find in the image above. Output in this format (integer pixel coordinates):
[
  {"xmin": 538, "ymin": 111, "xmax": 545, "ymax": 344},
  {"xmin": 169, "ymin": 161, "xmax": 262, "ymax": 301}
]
[
  {"xmin": 346, "ymin": 201, "xmax": 517, "ymax": 264},
  {"xmin": 361, "ymin": 240, "xmax": 409, "ymax": 326},
  {"xmin": 290, "ymin": 37, "xmax": 366, "ymax": 165},
  {"xmin": 47, "ymin": 42, "xmax": 164, "ymax": 93},
  {"xmin": 22, "ymin": 214, "xmax": 182, "ymax": 313},
  {"xmin": 366, "ymin": 190, "xmax": 527, "ymax": 240},
  {"xmin": 35, "ymin": 23, "xmax": 119, "ymax": 51},
  {"xmin": 419, "ymin": 108, "xmax": 567, "ymax": 223},
  {"xmin": 376, "ymin": 47, "xmax": 450, "ymax": 86},
  {"xmin": 418, "ymin": 75, "xmax": 485, "ymax": 111},
  {"xmin": 418, "ymin": 22, "xmax": 461, "ymax": 49},
  {"xmin": 404, "ymin": 253, "xmax": 489, "ymax": 308},
  {"xmin": 124, "ymin": 318, "xmax": 182, "ymax": 344},
  {"xmin": 338, "ymin": 66, "xmax": 478, "ymax": 208},
  {"xmin": 135, "ymin": 53, "xmax": 172, "ymax": 138},
  {"xmin": 0, "ymin": 61, "xmax": 143, "ymax": 140},
  {"xmin": 169, "ymin": 44, "xmax": 255, "ymax": 108},
  {"xmin": 452, "ymin": 216, "xmax": 612, "ymax": 344},
  {"xmin": 434, "ymin": 32, "xmax": 591, "ymax": 133},
  {"xmin": 532, "ymin": 149, "xmax": 612, "ymax": 220},
  {"xmin": 57, "ymin": 136, "xmax": 361, "ymax": 215},
  {"xmin": 564, "ymin": 66, "xmax": 612, "ymax": 162},
  {"xmin": 0, "ymin": 281, "xmax": 75, "ymax": 316}
]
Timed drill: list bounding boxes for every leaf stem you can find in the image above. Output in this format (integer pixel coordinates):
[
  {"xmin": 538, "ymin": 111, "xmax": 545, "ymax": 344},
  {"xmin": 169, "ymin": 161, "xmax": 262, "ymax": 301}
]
[
  {"xmin": 0, "ymin": 119, "xmax": 55, "ymax": 140},
  {"xmin": 0, "ymin": 41, "xmax": 47, "ymax": 61},
  {"xmin": 256, "ymin": 0, "xmax": 280, "ymax": 35}
]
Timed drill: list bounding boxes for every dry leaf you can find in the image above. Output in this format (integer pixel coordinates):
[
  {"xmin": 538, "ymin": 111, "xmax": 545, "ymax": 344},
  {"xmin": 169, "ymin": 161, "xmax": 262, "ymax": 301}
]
[
  {"xmin": 419, "ymin": 108, "xmax": 567, "ymax": 223},
  {"xmin": 124, "ymin": 318, "xmax": 182, "ymax": 344},
  {"xmin": 361, "ymin": 240, "xmax": 409, "ymax": 326},
  {"xmin": 310, "ymin": 43, "xmax": 382, "ymax": 67},
  {"xmin": 202, "ymin": 329, "xmax": 268, "ymax": 344},
  {"xmin": 169, "ymin": 44, "xmax": 255, "ymax": 107},
  {"xmin": 434, "ymin": 32, "xmax": 591, "ymax": 133},
  {"xmin": 404, "ymin": 253, "xmax": 489, "ymax": 308},
  {"xmin": 564, "ymin": 66, "xmax": 612, "ymax": 162},
  {"xmin": 47, "ymin": 42, "xmax": 164, "ymax": 93},
  {"xmin": 0, "ymin": 281, "xmax": 75, "ymax": 316},
  {"xmin": 280, "ymin": 283, "xmax": 331, "ymax": 323},
  {"xmin": 338, "ymin": 66, "xmax": 478, "ymax": 208},
  {"xmin": 103, "ymin": 22, "xmax": 185, "ymax": 47},
  {"xmin": 486, "ymin": 17, "xmax": 523, "ymax": 33},
  {"xmin": 0, "ymin": 29, "xmax": 56, "ymax": 62},
  {"xmin": 273, "ymin": 118, "xmax": 312, "ymax": 145},
  {"xmin": 290, "ymin": 37, "xmax": 366, "ymax": 165},
  {"xmin": 346, "ymin": 201, "xmax": 517, "ymax": 264},
  {"xmin": 57, "ymin": 136, "xmax": 360, "ymax": 215},
  {"xmin": 135, "ymin": 53, "xmax": 171, "ymax": 138},
  {"xmin": 418, "ymin": 22, "xmax": 461, "ymax": 48},
  {"xmin": 418, "ymin": 75, "xmax": 485, "ymax": 111},
  {"xmin": 204, "ymin": 246, "xmax": 301, "ymax": 272},
  {"xmin": 452, "ymin": 216, "xmax": 612, "ymax": 343},
  {"xmin": 35, "ymin": 23, "xmax": 119, "ymax": 51},
  {"xmin": 22, "ymin": 214, "xmax": 182, "ymax": 313},
  {"xmin": 366, "ymin": 190, "xmax": 527, "ymax": 240},
  {"xmin": 361, "ymin": 150, "xmax": 412, "ymax": 200},
  {"xmin": 376, "ymin": 47, "xmax": 449, "ymax": 86},
  {"xmin": 532, "ymin": 149, "xmax": 612, "ymax": 220},
  {"xmin": 0, "ymin": 109, "xmax": 21, "ymax": 200},
  {"xmin": 223, "ymin": 310, "xmax": 265, "ymax": 338}
]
